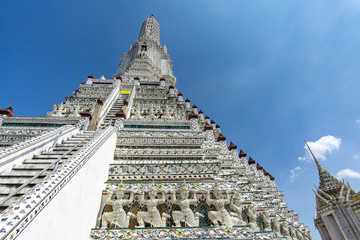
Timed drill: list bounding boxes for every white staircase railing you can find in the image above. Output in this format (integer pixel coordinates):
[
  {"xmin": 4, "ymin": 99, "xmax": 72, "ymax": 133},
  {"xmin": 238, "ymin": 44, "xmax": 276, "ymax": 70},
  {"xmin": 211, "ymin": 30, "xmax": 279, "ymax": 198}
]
[{"xmin": 125, "ymin": 82, "xmax": 137, "ymax": 119}]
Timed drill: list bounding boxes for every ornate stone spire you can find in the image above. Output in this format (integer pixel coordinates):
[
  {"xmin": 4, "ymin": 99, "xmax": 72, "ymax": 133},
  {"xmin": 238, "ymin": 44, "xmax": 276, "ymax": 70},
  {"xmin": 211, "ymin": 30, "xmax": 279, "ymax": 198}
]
[
  {"xmin": 115, "ymin": 15, "xmax": 175, "ymax": 83},
  {"xmin": 306, "ymin": 140, "xmax": 360, "ymax": 239},
  {"xmin": 304, "ymin": 140, "xmax": 343, "ymax": 195},
  {"xmin": 138, "ymin": 14, "xmax": 160, "ymax": 45}
]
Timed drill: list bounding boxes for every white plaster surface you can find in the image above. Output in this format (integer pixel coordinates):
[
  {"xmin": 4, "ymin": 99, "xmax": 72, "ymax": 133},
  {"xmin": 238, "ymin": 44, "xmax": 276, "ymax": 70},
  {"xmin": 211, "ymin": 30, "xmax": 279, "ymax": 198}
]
[
  {"xmin": 16, "ymin": 131, "xmax": 117, "ymax": 240},
  {"xmin": 0, "ymin": 126, "xmax": 79, "ymax": 173}
]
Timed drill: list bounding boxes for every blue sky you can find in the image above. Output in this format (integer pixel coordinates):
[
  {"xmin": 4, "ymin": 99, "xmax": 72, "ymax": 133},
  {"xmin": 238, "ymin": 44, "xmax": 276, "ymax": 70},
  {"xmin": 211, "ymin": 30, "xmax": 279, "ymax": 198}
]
[{"xmin": 1, "ymin": 0, "xmax": 360, "ymax": 238}]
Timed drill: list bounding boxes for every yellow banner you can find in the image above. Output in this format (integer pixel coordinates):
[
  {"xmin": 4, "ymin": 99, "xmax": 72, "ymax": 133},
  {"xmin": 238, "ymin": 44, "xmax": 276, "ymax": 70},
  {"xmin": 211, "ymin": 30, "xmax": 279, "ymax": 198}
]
[{"xmin": 120, "ymin": 90, "xmax": 131, "ymax": 94}]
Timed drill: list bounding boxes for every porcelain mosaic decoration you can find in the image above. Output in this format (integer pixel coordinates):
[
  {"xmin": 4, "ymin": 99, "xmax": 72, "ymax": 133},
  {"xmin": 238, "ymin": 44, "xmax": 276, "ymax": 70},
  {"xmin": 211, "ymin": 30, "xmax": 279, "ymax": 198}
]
[{"xmin": 0, "ymin": 15, "xmax": 320, "ymax": 240}]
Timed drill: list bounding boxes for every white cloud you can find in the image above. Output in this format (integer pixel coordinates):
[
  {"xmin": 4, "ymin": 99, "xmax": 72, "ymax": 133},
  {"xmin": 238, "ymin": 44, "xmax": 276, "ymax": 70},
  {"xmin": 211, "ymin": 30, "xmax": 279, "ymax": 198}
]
[
  {"xmin": 290, "ymin": 166, "xmax": 302, "ymax": 182},
  {"xmin": 298, "ymin": 135, "xmax": 341, "ymax": 162},
  {"xmin": 356, "ymin": 120, "xmax": 360, "ymax": 123},
  {"xmin": 336, "ymin": 169, "xmax": 360, "ymax": 180},
  {"xmin": 352, "ymin": 154, "xmax": 360, "ymax": 159}
]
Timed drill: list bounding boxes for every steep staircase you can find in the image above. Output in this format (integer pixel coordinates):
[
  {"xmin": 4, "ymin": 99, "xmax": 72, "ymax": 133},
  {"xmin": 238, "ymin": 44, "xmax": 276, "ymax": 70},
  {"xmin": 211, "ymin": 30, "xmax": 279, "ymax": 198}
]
[
  {"xmin": 0, "ymin": 131, "xmax": 95, "ymax": 212},
  {"xmin": 100, "ymin": 94, "xmax": 127, "ymax": 129}
]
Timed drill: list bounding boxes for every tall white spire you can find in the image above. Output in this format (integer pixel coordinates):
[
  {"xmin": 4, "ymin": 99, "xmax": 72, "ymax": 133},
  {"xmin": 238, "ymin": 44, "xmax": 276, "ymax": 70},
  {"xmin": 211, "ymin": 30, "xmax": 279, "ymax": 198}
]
[
  {"xmin": 138, "ymin": 14, "xmax": 160, "ymax": 45},
  {"xmin": 115, "ymin": 15, "xmax": 175, "ymax": 84}
]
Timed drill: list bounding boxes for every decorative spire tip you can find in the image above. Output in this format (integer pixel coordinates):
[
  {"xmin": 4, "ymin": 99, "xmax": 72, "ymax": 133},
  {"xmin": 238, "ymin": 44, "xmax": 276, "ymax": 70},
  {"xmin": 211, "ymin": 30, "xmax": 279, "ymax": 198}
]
[{"xmin": 304, "ymin": 139, "xmax": 325, "ymax": 173}]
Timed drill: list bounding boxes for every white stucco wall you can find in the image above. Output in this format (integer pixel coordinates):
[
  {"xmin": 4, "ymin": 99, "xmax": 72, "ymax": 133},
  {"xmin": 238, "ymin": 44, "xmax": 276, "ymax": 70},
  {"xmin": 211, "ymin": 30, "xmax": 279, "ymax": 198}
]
[{"xmin": 16, "ymin": 131, "xmax": 117, "ymax": 240}]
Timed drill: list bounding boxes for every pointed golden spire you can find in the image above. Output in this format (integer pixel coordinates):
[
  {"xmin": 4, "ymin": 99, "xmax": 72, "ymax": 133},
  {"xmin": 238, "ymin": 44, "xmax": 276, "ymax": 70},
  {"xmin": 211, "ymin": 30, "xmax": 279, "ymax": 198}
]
[{"xmin": 304, "ymin": 139, "xmax": 325, "ymax": 173}]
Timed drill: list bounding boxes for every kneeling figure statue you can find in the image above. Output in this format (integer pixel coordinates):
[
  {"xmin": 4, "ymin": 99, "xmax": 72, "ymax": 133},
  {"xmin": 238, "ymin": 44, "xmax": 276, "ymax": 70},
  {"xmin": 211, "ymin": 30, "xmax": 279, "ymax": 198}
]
[
  {"xmin": 101, "ymin": 189, "xmax": 135, "ymax": 228},
  {"xmin": 206, "ymin": 182, "xmax": 233, "ymax": 227},
  {"xmin": 172, "ymin": 181, "xmax": 203, "ymax": 227},
  {"xmin": 137, "ymin": 184, "xmax": 166, "ymax": 227}
]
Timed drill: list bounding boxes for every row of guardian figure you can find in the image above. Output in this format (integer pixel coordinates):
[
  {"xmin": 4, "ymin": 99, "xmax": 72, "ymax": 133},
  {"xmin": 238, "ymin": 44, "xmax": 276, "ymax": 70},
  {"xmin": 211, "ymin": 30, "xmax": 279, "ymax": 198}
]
[{"xmin": 101, "ymin": 182, "xmax": 265, "ymax": 230}]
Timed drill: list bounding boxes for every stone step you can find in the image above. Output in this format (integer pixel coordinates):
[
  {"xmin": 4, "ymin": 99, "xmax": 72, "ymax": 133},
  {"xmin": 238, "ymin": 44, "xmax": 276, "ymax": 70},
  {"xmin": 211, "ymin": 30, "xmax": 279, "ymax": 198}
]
[
  {"xmin": 0, "ymin": 185, "xmax": 35, "ymax": 196},
  {"xmin": 39, "ymin": 151, "xmax": 77, "ymax": 156},
  {"xmin": 33, "ymin": 155, "xmax": 70, "ymax": 160},
  {"xmin": 65, "ymin": 136, "xmax": 92, "ymax": 141},
  {"xmin": 102, "ymin": 119, "xmax": 113, "ymax": 122},
  {"xmin": 1, "ymin": 171, "xmax": 50, "ymax": 177},
  {"xmin": 61, "ymin": 141, "xmax": 89, "ymax": 146},
  {"xmin": 49, "ymin": 147, "xmax": 75, "ymax": 151},
  {"xmin": 12, "ymin": 164, "xmax": 55, "ymax": 170},
  {"xmin": 103, "ymin": 119, "xmax": 114, "ymax": 122},
  {"xmin": 72, "ymin": 131, "xmax": 93, "ymax": 137},
  {"xmin": 104, "ymin": 117, "xmax": 118, "ymax": 120},
  {"xmin": 71, "ymin": 136, "xmax": 91, "ymax": 140},
  {"xmin": 63, "ymin": 138, "xmax": 89, "ymax": 142},
  {"xmin": 23, "ymin": 159, "xmax": 58, "ymax": 164},
  {"xmin": 54, "ymin": 143, "xmax": 84, "ymax": 148},
  {"xmin": 12, "ymin": 163, "xmax": 53, "ymax": 171},
  {"xmin": 0, "ymin": 177, "xmax": 43, "ymax": 185},
  {"xmin": 55, "ymin": 142, "xmax": 80, "ymax": 146}
]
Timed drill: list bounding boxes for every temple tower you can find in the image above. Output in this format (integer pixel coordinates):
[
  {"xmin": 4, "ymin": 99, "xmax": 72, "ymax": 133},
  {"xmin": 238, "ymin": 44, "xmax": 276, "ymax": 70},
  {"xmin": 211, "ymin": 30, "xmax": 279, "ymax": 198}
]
[
  {"xmin": 115, "ymin": 15, "xmax": 175, "ymax": 85},
  {"xmin": 306, "ymin": 142, "xmax": 360, "ymax": 239},
  {"xmin": 0, "ymin": 16, "xmax": 312, "ymax": 240}
]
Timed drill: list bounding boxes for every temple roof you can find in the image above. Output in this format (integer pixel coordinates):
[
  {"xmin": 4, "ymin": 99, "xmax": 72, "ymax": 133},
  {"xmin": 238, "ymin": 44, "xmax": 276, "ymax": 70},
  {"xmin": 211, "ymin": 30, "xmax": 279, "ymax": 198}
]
[
  {"xmin": 0, "ymin": 106, "xmax": 14, "ymax": 117},
  {"xmin": 304, "ymin": 140, "xmax": 360, "ymax": 208}
]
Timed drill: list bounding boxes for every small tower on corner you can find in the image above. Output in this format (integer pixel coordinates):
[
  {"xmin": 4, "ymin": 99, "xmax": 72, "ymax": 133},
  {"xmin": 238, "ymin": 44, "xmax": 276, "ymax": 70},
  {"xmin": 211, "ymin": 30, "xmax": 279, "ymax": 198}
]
[{"xmin": 305, "ymin": 140, "xmax": 360, "ymax": 240}]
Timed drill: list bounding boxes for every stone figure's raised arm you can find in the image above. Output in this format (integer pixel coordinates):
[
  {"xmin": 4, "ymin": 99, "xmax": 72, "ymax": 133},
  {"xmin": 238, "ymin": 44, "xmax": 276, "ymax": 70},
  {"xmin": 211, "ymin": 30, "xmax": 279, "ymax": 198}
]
[
  {"xmin": 206, "ymin": 191, "xmax": 214, "ymax": 205},
  {"xmin": 138, "ymin": 191, "xmax": 145, "ymax": 204},
  {"xmin": 106, "ymin": 191, "xmax": 115, "ymax": 205},
  {"xmin": 190, "ymin": 191, "xmax": 198, "ymax": 204},
  {"xmin": 171, "ymin": 191, "xmax": 177, "ymax": 203},
  {"xmin": 224, "ymin": 191, "xmax": 231, "ymax": 204},
  {"xmin": 230, "ymin": 196, "xmax": 237, "ymax": 211}
]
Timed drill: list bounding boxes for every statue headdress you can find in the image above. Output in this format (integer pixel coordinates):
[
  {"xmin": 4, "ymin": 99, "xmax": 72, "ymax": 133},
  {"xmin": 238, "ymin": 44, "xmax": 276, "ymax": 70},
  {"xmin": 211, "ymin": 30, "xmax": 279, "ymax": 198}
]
[
  {"xmin": 149, "ymin": 181, "xmax": 157, "ymax": 192},
  {"xmin": 213, "ymin": 181, "xmax": 221, "ymax": 192},
  {"xmin": 118, "ymin": 180, "xmax": 126, "ymax": 191},
  {"xmin": 233, "ymin": 193, "xmax": 241, "ymax": 200}
]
